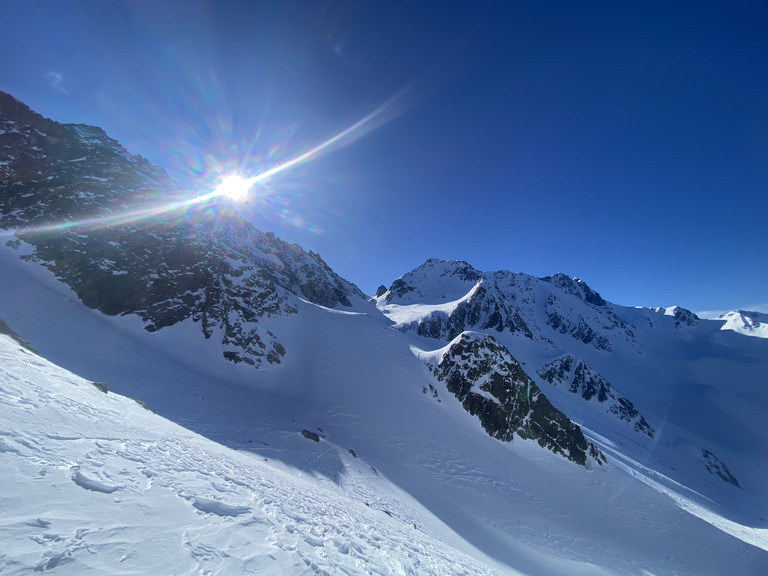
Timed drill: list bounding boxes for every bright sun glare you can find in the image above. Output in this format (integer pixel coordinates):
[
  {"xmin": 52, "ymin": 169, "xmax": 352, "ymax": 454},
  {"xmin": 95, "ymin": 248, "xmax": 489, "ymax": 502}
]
[{"xmin": 215, "ymin": 175, "xmax": 254, "ymax": 201}]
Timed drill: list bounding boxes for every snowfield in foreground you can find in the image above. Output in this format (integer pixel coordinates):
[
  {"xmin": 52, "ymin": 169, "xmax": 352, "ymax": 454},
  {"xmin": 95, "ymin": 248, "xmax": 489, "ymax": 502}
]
[{"xmin": 0, "ymin": 334, "xmax": 507, "ymax": 575}]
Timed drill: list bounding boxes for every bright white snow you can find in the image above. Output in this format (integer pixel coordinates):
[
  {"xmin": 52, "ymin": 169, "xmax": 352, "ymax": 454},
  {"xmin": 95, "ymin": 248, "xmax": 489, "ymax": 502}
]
[
  {"xmin": 0, "ymin": 334, "xmax": 508, "ymax": 575},
  {"xmin": 1, "ymin": 244, "xmax": 768, "ymax": 575},
  {"xmin": 717, "ymin": 310, "xmax": 768, "ymax": 338}
]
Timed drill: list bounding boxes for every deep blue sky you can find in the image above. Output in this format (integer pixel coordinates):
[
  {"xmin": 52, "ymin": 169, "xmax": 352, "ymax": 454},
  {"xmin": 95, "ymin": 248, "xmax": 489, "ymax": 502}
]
[{"xmin": 2, "ymin": 0, "xmax": 767, "ymax": 314}]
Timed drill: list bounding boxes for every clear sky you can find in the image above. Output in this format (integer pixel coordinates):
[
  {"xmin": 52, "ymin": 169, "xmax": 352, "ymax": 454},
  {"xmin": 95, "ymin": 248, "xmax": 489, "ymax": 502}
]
[{"xmin": 2, "ymin": 0, "xmax": 767, "ymax": 314}]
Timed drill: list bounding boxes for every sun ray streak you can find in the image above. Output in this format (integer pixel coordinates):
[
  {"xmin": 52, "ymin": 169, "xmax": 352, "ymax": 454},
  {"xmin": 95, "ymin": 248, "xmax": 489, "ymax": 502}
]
[{"xmin": 15, "ymin": 87, "xmax": 411, "ymax": 239}]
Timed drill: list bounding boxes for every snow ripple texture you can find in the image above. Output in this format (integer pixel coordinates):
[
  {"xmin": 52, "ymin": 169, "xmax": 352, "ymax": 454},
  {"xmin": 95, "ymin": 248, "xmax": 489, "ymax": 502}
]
[{"xmin": 0, "ymin": 335, "xmax": 505, "ymax": 575}]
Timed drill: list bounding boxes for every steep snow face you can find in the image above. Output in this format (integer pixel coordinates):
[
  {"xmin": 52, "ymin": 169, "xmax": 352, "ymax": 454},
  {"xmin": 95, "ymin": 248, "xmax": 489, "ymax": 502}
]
[
  {"xmin": 537, "ymin": 354, "xmax": 654, "ymax": 437},
  {"xmin": 0, "ymin": 334, "xmax": 507, "ymax": 575},
  {"xmin": 0, "ymin": 91, "xmax": 369, "ymax": 367},
  {"xmin": 717, "ymin": 310, "xmax": 768, "ymax": 338}
]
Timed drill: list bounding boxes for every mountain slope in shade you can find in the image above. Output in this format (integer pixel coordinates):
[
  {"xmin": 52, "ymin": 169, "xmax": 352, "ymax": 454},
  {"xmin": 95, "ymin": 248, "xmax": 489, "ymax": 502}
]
[
  {"xmin": 376, "ymin": 258, "xmax": 768, "ymax": 530},
  {"xmin": 377, "ymin": 258, "xmax": 640, "ymax": 354},
  {"xmin": 1, "ymin": 278, "xmax": 767, "ymax": 575},
  {"xmin": 415, "ymin": 332, "xmax": 604, "ymax": 466},
  {"xmin": 0, "ymin": 333, "xmax": 508, "ymax": 575},
  {"xmin": 537, "ymin": 354, "xmax": 654, "ymax": 437},
  {"xmin": 0, "ymin": 92, "xmax": 596, "ymax": 467},
  {"xmin": 0, "ymin": 90, "xmax": 369, "ymax": 367}
]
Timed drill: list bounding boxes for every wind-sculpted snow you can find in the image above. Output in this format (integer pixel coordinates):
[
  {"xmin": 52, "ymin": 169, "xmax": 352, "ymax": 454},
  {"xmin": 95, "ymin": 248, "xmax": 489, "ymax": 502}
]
[
  {"xmin": 0, "ymin": 334, "xmax": 507, "ymax": 575},
  {"xmin": 421, "ymin": 332, "xmax": 604, "ymax": 466},
  {"xmin": 0, "ymin": 91, "xmax": 367, "ymax": 367},
  {"xmin": 537, "ymin": 354, "xmax": 654, "ymax": 437}
]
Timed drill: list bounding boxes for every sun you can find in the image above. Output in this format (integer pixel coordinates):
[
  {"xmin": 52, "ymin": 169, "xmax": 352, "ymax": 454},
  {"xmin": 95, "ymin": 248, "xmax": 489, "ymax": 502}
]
[{"xmin": 214, "ymin": 174, "xmax": 255, "ymax": 201}]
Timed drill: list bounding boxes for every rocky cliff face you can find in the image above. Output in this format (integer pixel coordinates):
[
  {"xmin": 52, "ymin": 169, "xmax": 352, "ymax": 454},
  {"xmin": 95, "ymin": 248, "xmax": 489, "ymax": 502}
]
[
  {"xmin": 423, "ymin": 332, "xmax": 604, "ymax": 466},
  {"xmin": 0, "ymin": 91, "xmax": 366, "ymax": 366},
  {"xmin": 537, "ymin": 354, "xmax": 654, "ymax": 437}
]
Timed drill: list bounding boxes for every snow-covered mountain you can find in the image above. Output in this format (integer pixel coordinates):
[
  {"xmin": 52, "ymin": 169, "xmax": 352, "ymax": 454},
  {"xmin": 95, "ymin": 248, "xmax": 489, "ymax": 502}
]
[
  {"xmin": 2, "ymin": 92, "xmax": 768, "ymax": 574},
  {"xmin": 0, "ymin": 332, "xmax": 508, "ymax": 575},
  {"xmin": 716, "ymin": 309, "xmax": 768, "ymax": 338},
  {"xmin": 0, "ymin": 91, "xmax": 367, "ymax": 368}
]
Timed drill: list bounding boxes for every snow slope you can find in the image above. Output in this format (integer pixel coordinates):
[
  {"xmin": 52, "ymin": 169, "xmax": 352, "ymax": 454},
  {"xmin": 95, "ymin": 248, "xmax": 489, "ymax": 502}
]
[
  {"xmin": 0, "ymin": 333, "xmax": 508, "ymax": 575},
  {"xmin": 717, "ymin": 310, "xmax": 768, "ymax": 338},
  {"xmin": 2, "ymin": 245, "xmax": 768, "ymax": 575}
]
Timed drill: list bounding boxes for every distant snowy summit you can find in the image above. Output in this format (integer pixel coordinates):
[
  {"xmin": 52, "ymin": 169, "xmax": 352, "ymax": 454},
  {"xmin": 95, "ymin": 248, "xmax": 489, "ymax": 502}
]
[
  {"xmin": 375, "ymin": 257, "xmax": 639, "ymax": 353},
  {"xmin": 716, "ymin": 310, "xmax": 768, "ymax": 338}
]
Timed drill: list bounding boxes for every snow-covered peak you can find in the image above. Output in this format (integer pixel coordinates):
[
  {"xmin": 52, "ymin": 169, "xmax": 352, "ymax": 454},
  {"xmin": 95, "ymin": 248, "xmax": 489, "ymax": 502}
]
[
  {"xmin": 657, "ymin": 305, "xmax": 700, "ymax": 328},
  {"xmin": 378, "ymin": 258, "xmax": 637, "ymax": 353},
  {"xmin": 717, "ymin": 310, "xmax": 768, "ymax": 338},
  {"xmin": 378, "ymin": 258, "xmax": 483, "ymax": 304}
]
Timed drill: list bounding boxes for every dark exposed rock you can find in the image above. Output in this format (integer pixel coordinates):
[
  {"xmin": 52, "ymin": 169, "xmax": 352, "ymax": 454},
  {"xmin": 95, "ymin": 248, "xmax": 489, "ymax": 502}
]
[
  {"xmin": 0, "ymin": 317, "xmax": 37, "ymax": 353},
  {"xmin": 545, "ymin": 296, "xmax": 612, "ymax": 351},
  {"xmin": 401, "ymin": 283, "xmax": 535, "ymax": 342},
  {"xmin": 90, "ymin": 382, "xmax": 108, "ymax": 394},
  {"xmin": 430, "ymin": 332, "xmax": 603, "ymax": 466},
  {"xmin": 301, "ymin": 429, "xmax": 320, "ymax": 442},
  {"xmin": 375, "ymin": 285, "xmax": 388, "ymax": 297},
  {"xmin": 658, "ymin": 306, "xmax": 699, "ymax": 328},
  {"xmin": 387, "ymin": 277, "xmax": 416, "ymax": 300},
  {"xmin": 382, "ymin": 259, "xmax": 637, "ymax": 353},
  {"xmin": 701, "ymin": 449, "xmax": 740, "ymax": 487},
  {"xmin": 0, "ymin": 91, "xmax": 366, "ymax": 368},
  {"xmin": 537, "ymin": 354, "xmax": 654, "ymax": 437}
]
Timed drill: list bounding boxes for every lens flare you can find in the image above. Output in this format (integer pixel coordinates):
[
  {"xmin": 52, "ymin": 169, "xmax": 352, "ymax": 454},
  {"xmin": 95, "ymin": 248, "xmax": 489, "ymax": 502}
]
[
  {"xmin": 14, "ymin": 86, "xmax": 413, "ymax": 240},
  {"xmin": 214, "ymin": 174, "xmax": 257, "ymax": 201}
]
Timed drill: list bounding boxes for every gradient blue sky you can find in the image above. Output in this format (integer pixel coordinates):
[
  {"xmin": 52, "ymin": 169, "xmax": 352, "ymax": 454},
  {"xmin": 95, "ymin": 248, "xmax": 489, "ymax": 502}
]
[{"xmin": 2, "ymin": 0, "xmax": 767, "ymax": 314}]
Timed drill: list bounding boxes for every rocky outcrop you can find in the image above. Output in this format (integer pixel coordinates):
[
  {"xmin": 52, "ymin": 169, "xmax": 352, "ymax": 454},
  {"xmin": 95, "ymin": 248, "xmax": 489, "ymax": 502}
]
[
  {"xmin": 701, "ymin": 449, "xmax": 740, "ymax": 487},
  {"xmin": 658, "ymin": 306, "xmax": 699, "ymax": 328},
  {"xmin": 541, "ymin": 273, "xmax": 607, "ymax": 307},
  {"xmin": 427, "ymin": 332, "xmax": 604, "ymax": 466},
  {"xmin": 537, "ymin": 354, "xmax": 654, "ymax": 437}
]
